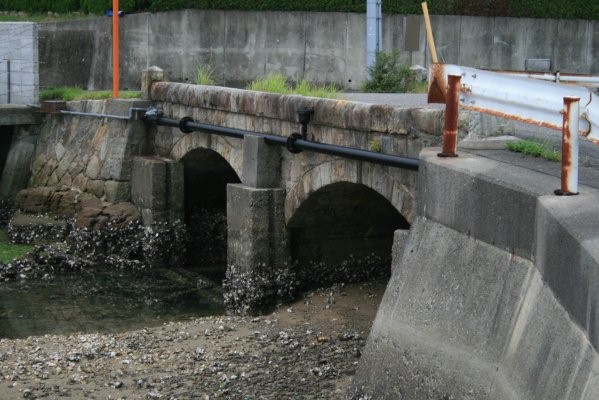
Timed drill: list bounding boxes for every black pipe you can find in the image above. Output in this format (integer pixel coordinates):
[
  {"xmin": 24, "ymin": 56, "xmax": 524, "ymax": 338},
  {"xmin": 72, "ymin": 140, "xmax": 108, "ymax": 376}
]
[{"xmin": 144, "ymin": 110, "xmax": 419, "ymax": 171}]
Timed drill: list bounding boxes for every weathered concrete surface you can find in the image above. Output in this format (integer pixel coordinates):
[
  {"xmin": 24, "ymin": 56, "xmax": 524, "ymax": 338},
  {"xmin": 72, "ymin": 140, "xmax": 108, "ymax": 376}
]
[
  {"xmin": 0, "ymin": 23, "xmax": 38, "ymax": 105},
  {"xmin": 353, "ymin": 149, "xmax": 599, "ymax": 399},
  {"xmin": 536, "ymin": 195, "xmax": 599, "ymax": 348},
  {"xmin": 0, "ymin": 106, "xmax": 40, "ymax": 126},
  {"xmin": 39, "ymin": 11, "xmax": 599, "ymax": 90},
  {"xmin": 353, "ymin": 217, "xmax": 599, "ymax": 400}
]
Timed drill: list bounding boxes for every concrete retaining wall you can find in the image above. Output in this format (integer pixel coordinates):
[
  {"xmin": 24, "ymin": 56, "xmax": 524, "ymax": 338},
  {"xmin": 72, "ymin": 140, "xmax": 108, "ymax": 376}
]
[
  {"xmin": 39, "ymin": 11, "xmax": 599, "ymax": 91},
  {"xmin": 352, "ymin": 149, "xmax": 599, "ymax": 399},
  {"xmin": 0, "ymin": 23, "xmax": 38, "ymax": 104}
]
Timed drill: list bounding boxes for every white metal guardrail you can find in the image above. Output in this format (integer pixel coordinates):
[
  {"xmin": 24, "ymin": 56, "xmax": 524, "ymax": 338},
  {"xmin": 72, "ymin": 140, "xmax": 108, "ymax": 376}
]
[{"xmin": 428, "ymin": 63, "xmax": 598, "ymax": 195}]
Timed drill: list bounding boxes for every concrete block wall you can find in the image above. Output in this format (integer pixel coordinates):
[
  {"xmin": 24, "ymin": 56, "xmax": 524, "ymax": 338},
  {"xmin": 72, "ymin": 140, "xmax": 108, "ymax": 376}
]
[
  {"xmin": 39, "ymin": 11, "xmax": 599, "ymax": 91},
  {"xmin": 0, "ymin": 23, "xmax": 38, "ymax": 104},
  {"xmin": 353, "ymin": 149, "xmax": 599, "ymax": 399}
]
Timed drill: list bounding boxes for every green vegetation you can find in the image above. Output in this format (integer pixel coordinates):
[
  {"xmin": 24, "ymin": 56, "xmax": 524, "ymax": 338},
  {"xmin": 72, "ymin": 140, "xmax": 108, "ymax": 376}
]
[
  {"xmin": 195, "ymin": 64, "xmax": 216, "ymax": 86},
  {"xmin": 363, "ymin": 51, "xmax": 424, "ymax": 93},
  {"xmin": 369, "ymin": 139, "xmax": 382, "ymax": 153},
  {"xmin": 0, "ymin": 0, "xmax": 596, "ymax": 20},
  {"xmin": 40, "ymin": 86, "xmax": 141, "ymax": 101},
  {"xmin": 246, "ymin": 74, "xmax": 338, "ymax": 99},
  {"xmin": 507, "ymin": 139, "xmax": 561, "ymax": 161},
  {"xmin": 0, "ymin": 231, "xmax": 32, "ymax": 263}
]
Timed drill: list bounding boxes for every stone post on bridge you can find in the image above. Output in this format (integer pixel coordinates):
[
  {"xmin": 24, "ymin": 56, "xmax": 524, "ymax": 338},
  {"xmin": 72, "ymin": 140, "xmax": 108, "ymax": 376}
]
[{"xmin": 224, "ymin": 135, "xmax": 291, "ymax": 314}]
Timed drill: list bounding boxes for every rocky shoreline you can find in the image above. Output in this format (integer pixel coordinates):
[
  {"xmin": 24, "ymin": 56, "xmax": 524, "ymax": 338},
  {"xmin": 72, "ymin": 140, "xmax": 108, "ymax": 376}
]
[{"xmin": 0, "ymin": 281, "xmax": 386, "ymax": 400}]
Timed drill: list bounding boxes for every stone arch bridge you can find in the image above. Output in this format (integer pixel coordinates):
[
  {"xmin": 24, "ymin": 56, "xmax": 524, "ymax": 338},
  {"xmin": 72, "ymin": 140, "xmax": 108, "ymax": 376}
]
[
  {"xmin": 2, "ymin": 70, "xmax": 599, "ymax": 399},
  {"xmin": 2, "ymin": 68, "xmax": 447, "ymax": 310}
]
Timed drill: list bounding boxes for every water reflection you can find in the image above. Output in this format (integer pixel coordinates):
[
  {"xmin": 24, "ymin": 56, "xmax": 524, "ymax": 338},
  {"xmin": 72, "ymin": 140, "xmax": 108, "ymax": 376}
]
[{"xmin": 0, "ymin": 267, "xmax": 223, "ymax": 339}]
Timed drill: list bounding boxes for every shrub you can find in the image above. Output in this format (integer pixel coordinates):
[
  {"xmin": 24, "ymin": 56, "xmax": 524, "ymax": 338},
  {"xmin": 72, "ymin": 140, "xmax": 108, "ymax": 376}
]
[{"xmin": 362, "ymin": 51, "xmax": 415, "ymax": 93}]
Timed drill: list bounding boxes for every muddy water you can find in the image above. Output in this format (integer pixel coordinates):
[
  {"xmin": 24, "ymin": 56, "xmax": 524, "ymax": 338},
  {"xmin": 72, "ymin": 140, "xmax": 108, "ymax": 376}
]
[{"xmin": 0, "ymin": 267, "xmax": 224, "ymax": 339}]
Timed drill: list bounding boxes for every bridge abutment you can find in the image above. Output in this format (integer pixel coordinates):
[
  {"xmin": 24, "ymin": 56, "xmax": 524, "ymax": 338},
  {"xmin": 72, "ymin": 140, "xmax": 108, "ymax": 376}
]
[{"xmin": 352, "ymin": 149, "xmax": 599, "ymax": 400}]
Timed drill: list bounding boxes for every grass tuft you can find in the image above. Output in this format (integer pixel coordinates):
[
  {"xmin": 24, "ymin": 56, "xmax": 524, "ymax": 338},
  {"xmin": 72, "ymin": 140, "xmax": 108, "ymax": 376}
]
[
  {"xmin": 40, "ymin": 86, "xmax": 141, "ymax": 101},
  {"xmin": 246, "ymin": 74, "xmax": 337, "ymax": 98},
  {"xmin": 507, "ymin": 139, "xmax": 561, "ymax": 161},
  {"xmin": 196, "ymin": 64, "xmax": 216, "ymax": 86}
]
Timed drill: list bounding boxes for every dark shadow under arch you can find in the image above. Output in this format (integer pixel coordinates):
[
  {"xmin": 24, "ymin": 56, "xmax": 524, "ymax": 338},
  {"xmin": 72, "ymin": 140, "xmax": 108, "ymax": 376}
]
[
  {"xmin": 287, "ymin": 182, "xmax": 409, "ymax": 286},
  {"xmin": 181, "ymin": 148, "xmax": 241, "ymax": 280}
]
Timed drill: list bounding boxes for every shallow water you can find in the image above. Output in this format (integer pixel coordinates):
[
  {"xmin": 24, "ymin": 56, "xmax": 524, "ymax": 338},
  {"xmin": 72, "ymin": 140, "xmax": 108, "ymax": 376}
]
[{"xmin": 0, "ymin": 267, "xmax": 224, "ymax": 339}]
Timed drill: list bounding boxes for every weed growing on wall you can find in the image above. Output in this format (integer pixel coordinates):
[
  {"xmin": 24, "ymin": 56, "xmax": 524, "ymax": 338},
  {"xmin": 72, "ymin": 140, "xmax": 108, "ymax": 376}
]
[
  {"xmin": 195, "ymin": 64, "xmax": 216, "ymax": 86},
  {"xmin": 247, "ymin": 74, "xmax": 337, "ymax": 99},
  {"xmin": 40, "ymin": 86, "xmax": 141, "ymax": 101}
]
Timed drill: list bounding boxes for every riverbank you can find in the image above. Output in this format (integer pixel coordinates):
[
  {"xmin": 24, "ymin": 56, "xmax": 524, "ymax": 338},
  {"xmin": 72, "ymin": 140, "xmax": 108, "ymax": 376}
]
[{"xmin": 0, "ymin": 280, "xmax": 386, "ymax": 399}]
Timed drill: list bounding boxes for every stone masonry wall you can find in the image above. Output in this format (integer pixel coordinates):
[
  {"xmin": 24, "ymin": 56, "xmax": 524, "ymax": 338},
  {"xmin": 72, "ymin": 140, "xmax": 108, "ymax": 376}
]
[
  {"xmin": 29, "ymin": 99, "xmax": 150, "ymax": 203},
  {"xmin": 149, "ymin": 80, "xmax": 453, "ymax": 223}
]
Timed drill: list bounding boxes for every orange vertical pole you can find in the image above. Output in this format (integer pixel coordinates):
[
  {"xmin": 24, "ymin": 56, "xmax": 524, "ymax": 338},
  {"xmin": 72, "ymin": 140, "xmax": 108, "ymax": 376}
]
[{"xmin": 112, "ymin": 0, "xmax": 120, "ymax": 98}]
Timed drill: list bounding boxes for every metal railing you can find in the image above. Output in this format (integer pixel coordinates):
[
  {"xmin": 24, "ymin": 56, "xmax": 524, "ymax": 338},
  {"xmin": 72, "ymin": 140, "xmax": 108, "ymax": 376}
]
[{"xmin": 428, "ymin": 63, "xmax": 599, "ymax": 195}]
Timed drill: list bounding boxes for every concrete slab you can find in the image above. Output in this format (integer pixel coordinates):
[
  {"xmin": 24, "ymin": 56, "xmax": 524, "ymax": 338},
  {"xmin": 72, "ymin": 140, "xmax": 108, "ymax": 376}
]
[{"xmin": 0, "ymin": 105, "xmax": 40, "ymax": 126}]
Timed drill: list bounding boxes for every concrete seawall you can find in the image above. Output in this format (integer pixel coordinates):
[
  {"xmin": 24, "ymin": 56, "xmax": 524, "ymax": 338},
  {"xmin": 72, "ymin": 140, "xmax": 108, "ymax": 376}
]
[{"xmin": 352, "ymin": 149, "xmax": 599, "ymax": 399}]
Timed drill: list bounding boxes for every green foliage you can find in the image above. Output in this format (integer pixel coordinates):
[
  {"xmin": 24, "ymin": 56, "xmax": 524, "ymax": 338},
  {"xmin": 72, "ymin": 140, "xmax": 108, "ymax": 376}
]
[
  {"xmin": 362, "ymin": 51, "xmax": 416, "ymax": 93},
  {"xmin": 40, "ymin": 86, "xmax": 141, "ymax": 101},
  {"xmin": 507, "ymin": 139, "xmax": 561, "ymax": 161},
  {"xmin": 0, "ymin": 0, "xmax": 597, "ymax": 20},
  {"xmin": 247, "ymin": 73, "xmax": 290, "ymax": 94},
  {"xmin": 246, "ymin": 74, "xmax": 337, "ymax": 98},
  {"xmin": 195, "ymin": 64, "xmax": 216, "ymax": 85}
]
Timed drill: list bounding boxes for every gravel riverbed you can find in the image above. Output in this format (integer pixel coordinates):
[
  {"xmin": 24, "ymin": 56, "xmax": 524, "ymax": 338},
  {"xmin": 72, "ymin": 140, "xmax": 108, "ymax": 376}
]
[{"xmin": 0, "ymin": 281, "xmax": 386, "ymax": 400}]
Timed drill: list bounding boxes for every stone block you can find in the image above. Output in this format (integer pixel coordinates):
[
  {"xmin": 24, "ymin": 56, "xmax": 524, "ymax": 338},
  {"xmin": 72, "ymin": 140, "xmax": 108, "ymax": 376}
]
[
  {"xmin": 104, "ymin": 180, "xmax": 131, "ymax": 203},
  {"xmin": 226, "ymin": 184, "xmax": 288, "ymax": 273},
  {"xmin": 242, "ymin": 135, "xmax": 281, "ymax": 188},
  {"xmin": 131, "ymin": 156, "xmax": 167, "ymax": 210},
  {"xmin": 165, "ymin": 159, "xmax": 184, "ymax": 222},
  {"xmin": 86, "ymin": 179, "xmax": 105, "ymax": 198},
  {"xmin": 131, "ymin": 156, "xmax": 183, "ymax": 225}
]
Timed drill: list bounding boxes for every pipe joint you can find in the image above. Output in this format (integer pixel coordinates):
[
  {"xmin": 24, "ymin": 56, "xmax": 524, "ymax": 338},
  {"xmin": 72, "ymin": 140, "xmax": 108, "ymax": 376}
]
[{"xmin": 286, "ymin": 133, "xmax": 304, "ymax": 154}]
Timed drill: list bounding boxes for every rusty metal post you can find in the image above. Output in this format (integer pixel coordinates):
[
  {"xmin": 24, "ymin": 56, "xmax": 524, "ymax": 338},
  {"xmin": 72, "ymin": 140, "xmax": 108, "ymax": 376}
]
[
  {"xmin": 438, "ymin": 74, "xmax": 461, "ymax": 157},
  {"xmin": 556, "ymin": 96, "xmax": 580, "ymax": 196}
]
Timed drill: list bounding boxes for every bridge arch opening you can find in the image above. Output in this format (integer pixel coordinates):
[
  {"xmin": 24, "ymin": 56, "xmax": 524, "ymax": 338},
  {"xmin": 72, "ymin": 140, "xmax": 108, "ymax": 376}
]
[
  {"xmin": 287, "ymin": 181, "xmax": 409, "ymax": 287},
  {"xmin": 0, "ymin": 126, "xmax": 13, "ymax": 176},
  {"xmin": 181, "ymin": 148, "xmax": 241, "ymax": 281}
]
